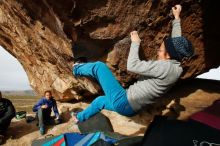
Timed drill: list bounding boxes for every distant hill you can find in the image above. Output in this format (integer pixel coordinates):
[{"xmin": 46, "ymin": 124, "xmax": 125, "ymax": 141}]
[{"xmin": 2, "ymin": 90, "xmax": 37, "ymax": 96}]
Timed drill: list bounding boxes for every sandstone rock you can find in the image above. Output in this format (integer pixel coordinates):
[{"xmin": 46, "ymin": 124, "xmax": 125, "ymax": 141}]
[{"xmin": 0, "ymin": 0, "xmax": 220, "ymax": 100}]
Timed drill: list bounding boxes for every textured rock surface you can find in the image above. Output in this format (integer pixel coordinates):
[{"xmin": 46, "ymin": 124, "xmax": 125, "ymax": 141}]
[{"xmin": 0, "ymin": 0, "xmax": 220, "ymax": 100}]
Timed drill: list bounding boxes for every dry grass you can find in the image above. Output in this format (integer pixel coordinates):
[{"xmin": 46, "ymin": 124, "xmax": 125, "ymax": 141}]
[{"xmin": 5, "ymin": 95, "xmax": 40, "ymax": 113}]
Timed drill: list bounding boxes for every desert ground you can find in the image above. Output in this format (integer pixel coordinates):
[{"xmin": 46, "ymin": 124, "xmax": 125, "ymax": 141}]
[{"xmin": 2, "ymin": 79, "xmax": 220, "ymax": 146}]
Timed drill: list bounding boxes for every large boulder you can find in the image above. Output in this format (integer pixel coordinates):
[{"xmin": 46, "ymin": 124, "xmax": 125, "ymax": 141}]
[{"xmin": 0, "ymin": 0, "xmax": 219, "ymax": 100}]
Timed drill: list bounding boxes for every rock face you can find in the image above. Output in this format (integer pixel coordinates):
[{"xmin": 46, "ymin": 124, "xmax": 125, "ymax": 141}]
[{"xmin": 0, "ymin": 0, "xmax": 220, "ymax": 100}]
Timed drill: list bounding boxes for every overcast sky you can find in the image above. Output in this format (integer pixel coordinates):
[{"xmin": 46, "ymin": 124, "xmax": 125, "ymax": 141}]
[
  {"xmin": 0, "ymin": 46, "xmax": 219, "ymax": 91},
  {"xmin": 0, "ymin": 46, "xmax": 32, "ymax": 91},
  {"xmin": 197, "ymin": 67, "xmax": 220, "ymax": 80}
]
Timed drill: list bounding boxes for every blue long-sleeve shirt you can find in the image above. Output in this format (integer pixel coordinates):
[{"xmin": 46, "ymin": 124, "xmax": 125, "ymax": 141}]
[{"xmin": 33, "ymin": 97, "xmax": 59, "ymax": 118}]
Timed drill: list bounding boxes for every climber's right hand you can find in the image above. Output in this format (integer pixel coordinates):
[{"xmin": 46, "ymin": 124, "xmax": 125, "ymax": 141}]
[
  {"xmin": 130, "ymin": 31, "xmax": 141, "ymax": 43},
  {"xmin": 172, "ymin": 4, "xmax": 182, "ymax": 20},
  {"xmin": 41, "ymin": 104, "xmax": 48, "ymax": 109}
]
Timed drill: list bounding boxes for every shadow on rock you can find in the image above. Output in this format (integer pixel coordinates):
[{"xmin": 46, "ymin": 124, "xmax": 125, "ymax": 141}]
[{"xmin": 128, "ymin": 79, "xmax": 220, "ymax": 132}]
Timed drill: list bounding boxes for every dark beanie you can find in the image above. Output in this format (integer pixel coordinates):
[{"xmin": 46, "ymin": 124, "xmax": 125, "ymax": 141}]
[{"xmin": 164, "ymin": 36, "xmax": 194, "ymax": 61}]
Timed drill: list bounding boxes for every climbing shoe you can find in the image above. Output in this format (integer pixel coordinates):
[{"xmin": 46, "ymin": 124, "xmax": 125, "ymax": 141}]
[{"xmin": 39, "ymin": 126, "xmax": 45, "ymax": 135}]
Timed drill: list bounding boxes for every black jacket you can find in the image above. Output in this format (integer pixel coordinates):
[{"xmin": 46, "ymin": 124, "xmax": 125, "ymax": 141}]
[{"xmin": 0, "ymin": 98, "xmax": 15, "ymax": 124}]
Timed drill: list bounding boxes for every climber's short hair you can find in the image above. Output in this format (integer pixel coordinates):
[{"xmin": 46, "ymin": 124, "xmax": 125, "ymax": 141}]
[{"xmin": 44, "ymin": 90, "xmax": 52, "ymax": 96}]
